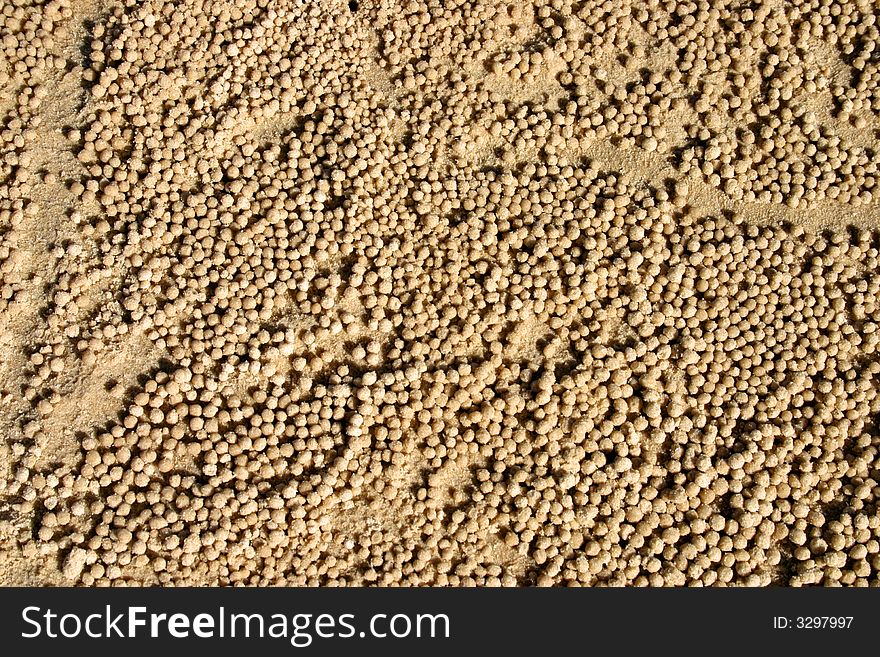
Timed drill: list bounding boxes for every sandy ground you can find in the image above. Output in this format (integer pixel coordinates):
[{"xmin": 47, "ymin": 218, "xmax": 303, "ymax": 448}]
[{"xmin": 1, "ymin": 0, "xmax": 879, "ymax": 586}]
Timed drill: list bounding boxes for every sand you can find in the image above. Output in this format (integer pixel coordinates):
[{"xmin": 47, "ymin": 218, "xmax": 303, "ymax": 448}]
[{"xmin": 1, "ymin": 0, "xmax": 879, "ymax": 586}]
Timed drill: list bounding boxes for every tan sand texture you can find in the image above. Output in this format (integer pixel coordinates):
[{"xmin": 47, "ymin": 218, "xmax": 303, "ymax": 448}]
[{"xmin": 0, "ymin": 0, "xmax": 879, "ymax": 586}]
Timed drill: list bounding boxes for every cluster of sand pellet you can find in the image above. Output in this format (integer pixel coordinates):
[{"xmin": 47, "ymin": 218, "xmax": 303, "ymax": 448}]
[{"xmin": 1, "ymin": 0, "xmax": 880, "ymax": 586}]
